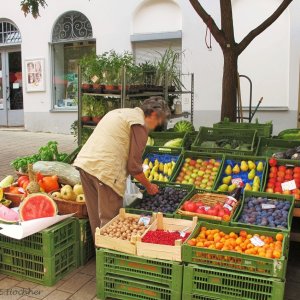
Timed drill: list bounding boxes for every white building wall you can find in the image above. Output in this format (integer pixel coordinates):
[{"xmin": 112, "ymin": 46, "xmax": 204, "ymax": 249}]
[{"xmin": 0, "ymin": 0, "xmax": 298, "ymax": 134}]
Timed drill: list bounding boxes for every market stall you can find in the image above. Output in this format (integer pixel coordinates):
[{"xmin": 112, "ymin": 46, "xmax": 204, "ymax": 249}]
[{"xmin": 0, "ymin": 120, "xmax": 300, "ymax": 300}]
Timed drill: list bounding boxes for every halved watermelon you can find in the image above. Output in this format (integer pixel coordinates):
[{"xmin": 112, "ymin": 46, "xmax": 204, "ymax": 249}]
[
  {"xmin": 0, "ymin": 203, "xmax": 19, "ymax": 223},
  {"xmin": 19, "ymin": 193, "xmax": 58, "ymax": 221}
]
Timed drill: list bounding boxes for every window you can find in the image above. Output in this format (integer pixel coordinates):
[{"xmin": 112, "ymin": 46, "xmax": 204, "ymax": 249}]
[
  {"xmin": 0, "ymin": 20, "xmax": 21, "ymax": 45},
  {"xmin": 52, "ymin": 11, "xmax": 95, "ymax": 110}
]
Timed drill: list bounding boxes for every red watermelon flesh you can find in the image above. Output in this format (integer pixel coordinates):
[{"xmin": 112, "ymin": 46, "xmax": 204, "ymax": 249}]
[{"xmin": 19, "ymin": 193, "xmax": 58, "ymax": 221}]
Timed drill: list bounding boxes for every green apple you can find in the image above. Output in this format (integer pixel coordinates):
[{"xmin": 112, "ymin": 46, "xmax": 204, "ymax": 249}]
[
  {"xmin": 196, "ymin": 159, "xmax": 203, "ymax": 164},
  {"xmin": 200, "ymin": 184, "xmax": 206, "ymax": 189},
  {"xmin": 188, "ymin": 178, "xmax": 195, "ymax": 184},
  {"xmin": 191, "ymin": 173, "xmax": 197, "ymax": 179},
  {"xmin": 184, "ymin": 175, "xmax": 190, "ymax": 180},
  {"xmin": 193, "ymin": 169, "xmax": 199, "ymax": 174},
  {"xmin": 198, "ymin": 170, "xmax": 205, "ymax": 176},
  {"xmin": 185, "ymin": 158, "xmax": 191, "ymax": 163},
  {"xmin": 182, "ymin": 180, "xmax": 189, "ymax": 184},
  {"xmin": 212, "ymin": 167, "xmax": 219, "ymax": 172}
]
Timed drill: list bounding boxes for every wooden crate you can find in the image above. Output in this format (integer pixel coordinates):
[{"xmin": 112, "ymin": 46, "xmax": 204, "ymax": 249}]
[
  {"xmin": 136, "ymin": 213, "xmax": 198, "ymax": 262},
  {"xmin": 95, "ymin": 208, "xmax": 153, "ymax": 255}
]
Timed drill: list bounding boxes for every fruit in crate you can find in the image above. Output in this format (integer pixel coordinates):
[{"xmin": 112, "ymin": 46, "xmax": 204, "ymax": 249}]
[
  {"xmin": 142, "ymin": 153, "xmax": 179, "ymax": 182},
  {"xmin": 0, "ymin": 175, "xmax": 14, "ymax": 188},
  {"xmin": 131, "ymin": 187, "xmax": 188, "ymax": 214},
  {"xmin": 187, "ymin": 226, "xmax": 284, "ymax": 259},
  {"xmin": 101, "ymin": 216, "xmax": 149, "ymax": 240},
  {"xmin": 237, "ymin": 196, "xmax": 291, "ymax": 229},
  {"xmin": 142, "ymin": 230, "xmax": 190, "ymax": 246},
  {"xmin": 265, "ymin": 159, "xmax": 300, "ymax": 199},
  {"xmin": 19, "ymin": 193, "xmax": 58, "ymax": 221},
  {"xmin": 0, "ymin": 203, "xmax": 19, "ymax": 223},
  {"xmin": 60, "ymin": 185, "xmax": 76, "ymax": 201},
  {"xmin": 175, "ymin": 158, "xmax": 221, "ymax": 190},
  {"xmin": 217, "ymin": 160, "xmax": 264, "ymax": 192}
]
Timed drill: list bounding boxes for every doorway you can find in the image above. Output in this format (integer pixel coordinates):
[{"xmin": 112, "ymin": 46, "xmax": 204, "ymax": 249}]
[{"xmin": 0, "ymin": 49, "xmax": 24, "ymax": 126}]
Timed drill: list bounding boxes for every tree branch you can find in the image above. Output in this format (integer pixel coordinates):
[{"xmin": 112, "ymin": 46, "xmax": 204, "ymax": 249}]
[
  {"xmin": 237, "ymin": 0, "xmax": 293, "ymax": 54},
  {"xmin": 189, "ymin": 0, "xmax": 226, "ymax": 48}
]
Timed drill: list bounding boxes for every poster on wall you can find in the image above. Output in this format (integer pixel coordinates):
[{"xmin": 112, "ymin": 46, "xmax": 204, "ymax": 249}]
[{"xmin": 25, "ymin": 58, "xmax": 45, "ymax": 92}]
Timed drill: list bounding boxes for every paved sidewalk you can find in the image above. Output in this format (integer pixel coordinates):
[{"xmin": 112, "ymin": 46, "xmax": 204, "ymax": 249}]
[{"xmin": 0, "ymin": 129, "xmax": 299, "ymax": 299}]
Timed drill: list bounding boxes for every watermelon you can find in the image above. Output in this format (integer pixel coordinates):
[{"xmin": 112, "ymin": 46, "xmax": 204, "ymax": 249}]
[
  {"xmin": 0, "ymin": 204, "xmax": 19, "ymax": 223},
  {"xmin": 19, "ymin": 193, "xmax": 58, "ymax": 221}
]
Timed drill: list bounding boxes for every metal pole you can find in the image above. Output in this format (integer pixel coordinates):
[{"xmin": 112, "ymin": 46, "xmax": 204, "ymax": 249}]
[
  {"xmin": 191, "ymin": 73, "xmax": 194, "ymax": 124},
  {"xmin": 78, "ymin": 66, "xmax": 82, "ymax": 146}
]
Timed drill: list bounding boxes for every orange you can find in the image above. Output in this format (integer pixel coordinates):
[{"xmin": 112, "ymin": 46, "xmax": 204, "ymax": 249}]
[
  {"xmin": 258, "ymin": 252, "xmax": 266, "ymax": 257},
  {"xmin": 247, "ymin": 243, "xmax": 254, "ymax": 249},
  {"xmin": 188, "ymin": 239, "xmax": 196, "ymax": 246},
  {"xmin": 207, "ymin": 235, "xmax": 214, "ymax": 241},
  {"xmin": 273, "ymin": 250, "xmax": 281, "ymax": 259},
  {"xmin": 198, "ymin": 232, "xmax": 206, "ymax": 239},
  {"xmin": 216, "ymin": 242, "xmax": 223, "ymax": 250},
  {"xmin": 240, "ymin": 230, "xmax": 247, "ymax": 238},
  {"xmin": 247, "ymin": 234, "xmax": 253, "ymax": 239},
  {"xmin": 223, "ymin": 215, "xmax": 230, "ymax": 221},
  {"xmin": 229, "ymin": 232, "xmax": 237, "ymax": 239},
  {"xmin": 204, "ymin": 241, "xmax": 211, "ymax": 247},
  {"xmin": 201, "ymin": 227, "xmax": 207, "ymax": 232},
  {"xmin": 196, "ymin": 241, "xmax": 204, "ymax": 247},
  {"xmin": 276, "ymin": 233, "xmax": 284, "ymax": 242},
  {"xmin": 235, "ymin": 237, "xmax": 242, "ymax": 245}
]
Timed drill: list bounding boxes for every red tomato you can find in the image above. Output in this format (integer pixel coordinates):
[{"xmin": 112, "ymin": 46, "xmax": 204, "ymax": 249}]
[
  {"xmin": 285, "ymin": 174, "xmax": 293, "ymax": 181},
  {"xmin": 214, "ymin": 203, "xmax": 222, "ymax": 211},
  {"xmin": 294, "ymin": 167, "xmax": 300, "ymax": 173},
  {"xmin": 185, "ymin": 202, "xmax": 197, "ymax": 212},
  {"xmin": 270, "ymin": 167, "xmax": 278, "ymax": 173},
  {"xmin": 207, "ymin": 208, "xmax": 217, "ymax": 216},
  {"xmin": 195, "ymin": 201, "xmax": 204, "ymax": 207},
  {"xmin": 269, "ymin": 178, "xmax": 276, "ymax": 184},
  {"xmin": 285, "ymin": 169, "xmax": 294, "ymax": 176},
  {"xmin": 195, "ymin": 207, "xmax": 206, "ymax": 214},
  {"xmin": 294, "ymin": 173, "xmax": 300, "ymax": 179},
  {"xmin": 278, "ymin": 166, "xmax": 287, "ymax": 172},
  {"xmin": 274, "ymin": 187, "xmax": 282, "ymax": 193},
  {"xmin": 223, "ymin": 208, "xmax": 231, "ymax": 215},
  {"xmin": 268, "ymin": 173, "xmax": 276, "ymax": 179},
  {"xmin": 218, "ymin": 209, "xmax": 225, "ymax": 217},
  {"xmin": 267, "ymin": 182, "xmax": 275, "ymax": 189},
  {"xmin": 276, "ymin": 177, "xmax": 285, "ymax": 183},
  {"xmin": 269, "ymin": 158, "xmax": 277, "ymax": 167}
]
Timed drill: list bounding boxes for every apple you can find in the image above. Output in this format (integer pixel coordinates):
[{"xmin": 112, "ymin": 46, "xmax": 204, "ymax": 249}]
[
  {"xmin": 286, "ymin": 169, "xmax": 293, "ymax": 176},
  {"xmin": 267, "ymin": 182, "xmax": 275, "ymax": 189},
  {"xmin": 198, "ymin": 170, "xmax": 205, "ymax": 176},
  {"xmin": 212, "ymin": 167, "xmax": 219, "ymax": 172},
  {"xmin": 205, "ymin": 169, "xmax": 212, "ymax": 174},
  {"xmin": 199, "ymin": 184, "xmax": 206, "ymax": 189},
  {"xmin": 202, "ymin": 161, "xmax": 209, "ymax": 167},
  {"xmin": 201, "ymin": 178, "xmax": 208, "ymax": 184},
  {"xmin": 196, "ymin": 159, "xmax": 203, "ymax": 164},
  {"xmin": 270, "ymin": 167, "xmax": 278, "ymax": 173},
  {"xmin": 294, "ymin": 167, "xmax": 300, "ymax": 173},
  {"xmin": 185, "ymin": 158, "xmax": 191, "ymax": 163},
  {"xmin": 269, "ymin": 178, "xmax": 276, "ymax": 184},
  {"xmin": 206, "ymin": 164, "xmax": 213, "ymax": 170},
  {"xmin": 295, "ymin": 193, "xmax": 300, "ymax": 200},
  {"xmin": 193, "ymin": 169, "xmax": 199, "ymax": 174},
  {"xmin": 274, "ymin": 187, "xmax": 282, "ymax": 193},
  {"xmin": 199, "ymin": 167, "xmax": 206, "ymax": 171},
  {"xmin": 269, "ymin": 173, "xmax": 276, "ymax": 179},
  {"xmin": 194, "ymin": 181, "xmax": 201, "ymax": 186},
  {"xmin": 191, "ymin": 173, "xmax": 197, "ymax": 179},
  {"xmin": 294, "ymin": 173, "xmax": 300, "ymax": 179},
  {"xmin": 189, "ymin": 160, "xmax": 196, "ymax": 167},
  {"xmin": 292, "ymin": 189, "xmax": 300, "ymax": 195},
  {"xmin": 186, "ymin": 170, "xmax": 192, "ymax": 176},
  {"xmin": 285, "ymin": 174, "xmax": 293, "ymax": 181},
  {"xmin": 218, "ymin": 209, "xmax": 225, "ymax": 217},
  {"xmin": 188, "ymin": 166, "xmax": 194, "ymax": 171},
  {"xmin": 206, "ymin": 181, "xmax": 214, "ymax": 187},
  {"xmin": 195, "ymin": 163, "xmax": 201, "ymax": 169},
  {"xmin": 177, "ymin": 176, "xmax": 183, "ymax": 182},
  {"xmin": 188, "ymin": 178, "xmax": 195, "ymax": 184},
  {"xmin": 179, "ymin": 171, "xmax": 185, "ymax": 177},
  {"xmin": 209, "ymin": 159, "xmax": 216, "ymax": 164},
  {"xmin": 182, "ymin": 180, "xmax": 189, "ymax": 184},
  {"xmin": 209, "ymin": 175, "xmax": 215, "ymax": 181},
  {"xmin": 211, "ymin": 171, "xmax": 218, "ymax": 175},
  {"xmin": 214, "ymin": 162, "xmax": 221, "ymax": 167},
  {"xmin": 277, "ymin": 171, "xmax": 285, "ymax": 178},
  {"xmin": 265, "ymin": 188, "xmax": 274, "ymax": 193},
  {"xmin": 183, "ymin": 163, "xmax": 189, "ymax": 168},
  {"xmin": 203, "ymin": 174, "xmax": 210, "ymax": 179},
  {"xmin": 276, "ymin": 177, "xmax": 284, "ymax": 183},
  {"xmin": 184, "ymin": 175, "xmax": 190, "ymax": 181}
]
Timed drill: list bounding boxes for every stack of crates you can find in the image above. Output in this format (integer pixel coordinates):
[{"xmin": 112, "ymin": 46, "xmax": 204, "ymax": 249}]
[
  {"xmin": 96, "ymin": 248, "xmax": 183, "ymax": 300},
  {"xmin": 181, "ymin": 221, "xmax": 288, "ymax": 300},
  {"xmin": 77, "ymin": 218, "xmax": 95, "ymax": 266},
  {"xmin": 0, "ymin": 218, "xmax": 79, "ymax": 286}
]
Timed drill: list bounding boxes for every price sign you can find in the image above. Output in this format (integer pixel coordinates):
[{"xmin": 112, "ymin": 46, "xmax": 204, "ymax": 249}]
[
  {"xmin": 139, "ymin": 216, "xmax": 151, "ymax": 226},
  {"xmin": 250, "ymin": 236, "xmax": 265, "ymax": 247},
  {"xmin": 91, "ymin": 75, "xmax": 99, "ymax": 83},
  {"xmin": 281, "ymin": 180, "xmax": 296, "ymax": 191},
  {"xmin": 261, "ymin": 204, "xmax": 276, "ymax": 209},
  {"xmin": 232, "ymin": 178, "xmax": 243, "ymax": 186}
]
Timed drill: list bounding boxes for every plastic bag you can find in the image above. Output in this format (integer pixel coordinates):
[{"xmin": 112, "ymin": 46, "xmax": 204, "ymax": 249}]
[{"xmin": 123, "ymin": 176, "xmax": 143, "ymax": 207}]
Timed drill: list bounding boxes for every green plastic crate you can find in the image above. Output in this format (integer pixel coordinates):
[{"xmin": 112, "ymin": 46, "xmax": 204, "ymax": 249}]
[
  {"xmin": 181, "ymin": 294, "xmax": 222, "ymax": 300},
  {"xmin": 183, "ymin": 264, "xmax": 285, "ymax": 300},
  {"xmin": 256, "ymin": 137, "xmax": 300, "ymax": 158},
  {"xmin": 182, "ymin": 221, "xmax": 289, "ymax": 280},
  {"xmin": 170, "ymin": 151, "xmax": 224, "ymax": 191},
  {"xmin": 232, "ymin": 190, "xmax": 295, "ymax": 233},
  {"xmin": 0, "ymin": 242, "xmax": 79, "ymax": 286},
  {"xmin": 214, "ymin": 154, "xmax": 268, "ymax": 193},
  {"xmin": 0, "ymin": 218, "xmax": 78, "ymax": 257},
  {"xmin": 125, "ymin": 181, "xmax": 194, "ymax": 218},
  {"xmin": 183, "ymin": 131, "xmax": 198, "ymax": 150},
  {"xmin": 96, "ymin": 274, "xmax": 181, "ymax": 300},
  {"xmin": 192, "ymin": 127, "xmax": 258, "ymax": 155},
  {"xmin": 213, "ymin": 119, "xmax": 273, "ymax": 138},
  {"xmin": 149, "ymin": 131, "xmax": 186, "ymax": 148},
  {"xmin": 78, "ymin": 218, "xmax": 95, "ymax": 266},
  {"xmin": 96, "ymin": 248, "xmax": 183, "ymax": 291}
]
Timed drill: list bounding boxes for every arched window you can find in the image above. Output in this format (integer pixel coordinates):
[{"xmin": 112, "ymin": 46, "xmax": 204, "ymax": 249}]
[
  {"xmin": 51, "ymin": 11, "xmax": 95, "ymax": 110},
  {"xmin": 0, "ymin": 20, "xmax": 21, "ymax": 45},
  {"xmin": 52, "ymin": 11, "xmax": 93, "ymax": 43}
]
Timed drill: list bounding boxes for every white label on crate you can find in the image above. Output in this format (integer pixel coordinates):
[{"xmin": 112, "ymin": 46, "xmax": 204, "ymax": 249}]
[
  {"xmin": 250, "ymin": 236, "xmax": 265, "ymax": 247},
  {"xmin": 232, "ymin": 178, "xmax": 243, "ymax": 186},
  {"xmin": 139, "ymin": 216, "xmax": 151, "ymax": 226},
  {"xmin": 199, "ymin": 206, "xmax": 211, "ymax": 211},
  {"xmin": 261, "ymin": 204, "xmax": 276, "ymax": 209},
  {"xmin": 281, "ymin": 180, "xmax": 296, "ymax": 191}
]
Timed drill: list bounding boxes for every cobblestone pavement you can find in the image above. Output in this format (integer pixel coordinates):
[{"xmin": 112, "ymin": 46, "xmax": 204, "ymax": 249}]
[{"xmin": 0, "ymin": 129, "xmax": 299, "ymax": 299}]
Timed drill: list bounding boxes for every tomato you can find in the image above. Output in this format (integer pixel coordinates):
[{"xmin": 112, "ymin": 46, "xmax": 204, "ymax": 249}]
[
  {"xmin": 276, "ymin": 177, "xmax": 284, "ymax": 183},
  {"xmin": 267, "ymin": 182, "xmax": 275, "ymax": 189},
  {"xmin": 278, "ymin": 166, "xmax": 287, "ymax": 172},
  {"xmin": 184, "ymin": 201, "xmax": 197, "ymax": 212},
  {"xmin": 270, "ymin": 167, "xmax": 278, "ymax": 173},
  {"xmin": 223, "ymin": 208, "xmax": 230, "ymax": 215},
  {"xmin": 218, "ymin": 209, "xmax": 225, "ymax": 217},
  {"xmin": 269, "ymin": 158, "xmax": 277, "ymax": 167},
  {"xmin": 294, "ymin": 173, "xmax": 300, "ymax": 179},
  {"xmin": 17, "ymin": 175, "xmax": 29, "ymax": 187},
  {"xmin": 196, "ymin": 207, "xmax": 206, "ymax": 214},
  {"xmin": 285, "ymin": 169, "xmax": 294, "ymax": 176},
  {"xmin": 207, "ymin": 208, "xmax": 217, "ymax": 216},
  {"xmin": 214, "ymin": 203, "xmax": 222, "ymax": 211},
  {"xmin": 195, "ymin": 201, "xmax": 204, "ymax": 207},
  {"xmin": 294, "ymin": 167, "xmax": 300, "ymax": 173}
]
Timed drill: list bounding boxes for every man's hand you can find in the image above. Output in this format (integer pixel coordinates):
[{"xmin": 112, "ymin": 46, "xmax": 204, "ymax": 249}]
[{"xmin": 146, "ymin": 183, "xmax": 159, "ymax": 195}]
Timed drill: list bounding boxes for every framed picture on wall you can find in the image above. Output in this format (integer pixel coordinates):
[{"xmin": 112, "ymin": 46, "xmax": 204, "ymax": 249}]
[{"xmin": 25, "ymin": 58, "xmax": 45, "ymax": 92}]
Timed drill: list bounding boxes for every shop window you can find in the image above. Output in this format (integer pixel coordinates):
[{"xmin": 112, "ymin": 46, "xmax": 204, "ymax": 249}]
[
  {"xmin": 0, "ymin": 20, "xmax": 21, "ymax": 45},
  {"xmin": 51, "ymin": 11, "xmax": 95, "ymax": 110}
]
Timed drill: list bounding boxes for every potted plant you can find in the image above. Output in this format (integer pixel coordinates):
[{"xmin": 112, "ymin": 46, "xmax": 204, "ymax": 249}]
[
  {"xmin": 91, "ymin": 98, "xmax": 107, "ymax": 124},
  {"xmin": 81, "ymin": 95, "xmax": 93, "ymax": 123}
]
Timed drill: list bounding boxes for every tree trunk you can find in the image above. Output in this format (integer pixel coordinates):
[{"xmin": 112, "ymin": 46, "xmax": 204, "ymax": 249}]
[{"xmin": 221, "ymin": 50, "xmax": 238, "ymax": 121}]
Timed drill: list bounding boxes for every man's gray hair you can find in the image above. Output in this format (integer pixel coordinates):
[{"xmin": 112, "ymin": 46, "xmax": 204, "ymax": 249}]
[{"xmin": 140, "ymin": 97, "xmax": 171, "ymax": 119}]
